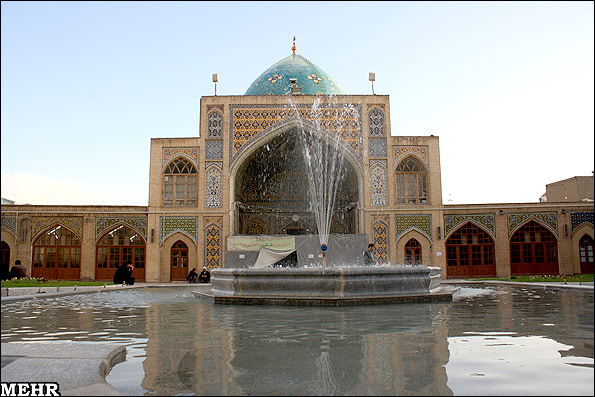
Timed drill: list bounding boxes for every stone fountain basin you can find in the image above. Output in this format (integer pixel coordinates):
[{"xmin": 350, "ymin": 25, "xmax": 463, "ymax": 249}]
[{"xmin": 194, "ymin": 266, "xmax": 453, "ymax": 306}]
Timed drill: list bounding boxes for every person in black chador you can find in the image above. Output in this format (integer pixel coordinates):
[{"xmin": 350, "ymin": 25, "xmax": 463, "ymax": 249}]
[
  {"xmin": 198, "ymin": 267, "xmax": 211, "ymax": 283},
  {"xmin": 114, "ymin": 261, "xmax": 135, "ymax": 285},
  {"xmin": 187, "ymin": 268, "xmax": 198, "ymax": 283}
]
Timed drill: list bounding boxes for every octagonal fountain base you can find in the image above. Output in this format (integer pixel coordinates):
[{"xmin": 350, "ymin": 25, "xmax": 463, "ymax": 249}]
[{"xmin": 192, "ymin": 266, "xmax": 456, "ymax": 306}]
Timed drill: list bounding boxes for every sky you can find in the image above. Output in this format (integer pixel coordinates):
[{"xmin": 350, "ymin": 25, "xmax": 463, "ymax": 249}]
[{"xmin": 1, "ymin": 1, "xmax": 593, "ymax": 206}]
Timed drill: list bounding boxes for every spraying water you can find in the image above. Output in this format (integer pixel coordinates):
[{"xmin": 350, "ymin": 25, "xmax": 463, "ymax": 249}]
[{"xmin": 288, "ymin": 96, "xmax": 360, "ymax": 248}]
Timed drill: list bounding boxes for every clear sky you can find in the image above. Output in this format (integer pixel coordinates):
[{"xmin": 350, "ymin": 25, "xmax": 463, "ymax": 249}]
[{"xmin": 1, "ymin": 1, "xmax": 593, "ymax": 206}]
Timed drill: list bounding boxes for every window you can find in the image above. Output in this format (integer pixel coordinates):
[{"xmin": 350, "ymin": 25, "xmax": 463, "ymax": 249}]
[
  {"xmin": 396, "ymin": 157, "xmax": 427, "ymax": 204},
  {"xmin": 404, "ymin": 239, "xmax": 422, "ymax": 265},
  {"xmin": 32, "ymin": 226, "xmax": 81, "ymax": 280},
  {"xmin": 96, "ymin": 225, "xmax": 146, "ymax": 280},
  {"xmin": 510, "ymin": 221, "xmax": 558, "ymax": 275},
  {"xmin": 446, "ymin": 223, "xmax": 496, "ymax": 278},
  {"xmin": 579, "ymin": 234, "xmax": 594, "ymax": 274},
  {"xmin": 164, "ymin": 158, "xmax": 197, "ymax": 206}
]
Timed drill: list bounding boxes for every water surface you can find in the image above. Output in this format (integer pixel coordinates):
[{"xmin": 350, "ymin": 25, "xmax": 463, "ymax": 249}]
[{"xmin": 2, "ymin": 285, "xmax": 593, "ymax": 395}]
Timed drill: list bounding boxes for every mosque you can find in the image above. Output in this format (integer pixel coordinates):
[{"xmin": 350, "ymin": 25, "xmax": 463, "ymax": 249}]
[{"xmin": 1, "ymin": 43, "xmax": 593, "ymax": 282}]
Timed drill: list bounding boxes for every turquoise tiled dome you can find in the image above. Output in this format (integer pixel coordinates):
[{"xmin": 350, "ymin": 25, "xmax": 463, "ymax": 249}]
[{"xmin": 244, "ymin": 53, "xmax": 344, "ymax": 96}]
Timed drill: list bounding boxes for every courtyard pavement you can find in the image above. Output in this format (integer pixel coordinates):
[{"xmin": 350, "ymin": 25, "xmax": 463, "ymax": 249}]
[{"xmin": 0, "ymin": 280, "xmax": 591, "ymax": 395}]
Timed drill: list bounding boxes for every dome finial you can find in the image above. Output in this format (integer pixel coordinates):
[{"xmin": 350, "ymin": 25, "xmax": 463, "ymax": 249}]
[{"xmin": 292, "ymin": 36, "xmax": 297, "ymax": 55}]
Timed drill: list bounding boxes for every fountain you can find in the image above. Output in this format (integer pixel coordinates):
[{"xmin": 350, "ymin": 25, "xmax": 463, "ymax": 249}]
[{"xmin": 195, "ymin": 96, "xmax": 454, "ymax": 305}]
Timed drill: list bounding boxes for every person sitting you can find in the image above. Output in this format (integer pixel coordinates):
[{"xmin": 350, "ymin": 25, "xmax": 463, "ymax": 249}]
[
  {"xmin": 114, "ymin": 261, "xmax": 135, "ymax": 285},
  {"xmin": 198, "ymin": 267, "xmax": 211, "ymax": 283},
  {"xmin": 9, "ymin": 260, "xmax": 27, "ymax": 279},
  {"xmin": 187, "ymin": 268, "xmax": 198, "ymax": 283}
]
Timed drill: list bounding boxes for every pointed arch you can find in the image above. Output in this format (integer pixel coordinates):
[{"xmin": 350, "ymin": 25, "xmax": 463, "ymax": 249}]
[
  {"xmin": 395, "ymin": 156, "xmax": 428, "ymax": 204},
  {"xmin": 96, "ymin": 225, "xmax": 146, "ymax": 281},
  {"xmin": 510, "ymin": 220, "xmax": 558, "ymax": 275},
  {"xmin": 396, "ymin": 229, "xmax": 432, "ymax": 266},
  {"xmin": 446, "ymin": 222, "xmax": 496, "ymax": 278},
  {"xmin": 32, "ymin": 225, "xmax": 81, "ymax": 280},
  {"xmin": 163, "ymin": 157, "xmax": 198, "ymax": 206}
]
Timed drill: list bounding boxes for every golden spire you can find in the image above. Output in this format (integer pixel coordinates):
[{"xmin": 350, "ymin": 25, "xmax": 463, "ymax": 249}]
[{"xmin": 292, "ymin": 36, "xmax": 297, "ymax": 55}]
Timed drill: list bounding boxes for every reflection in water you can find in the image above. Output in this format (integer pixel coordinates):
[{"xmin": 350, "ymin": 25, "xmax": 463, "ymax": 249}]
[{"xmin": 1, "ymin": 285, "xmax": 593, "ymax": 396}]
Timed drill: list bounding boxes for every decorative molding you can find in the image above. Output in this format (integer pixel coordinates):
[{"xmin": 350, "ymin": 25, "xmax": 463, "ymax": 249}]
[
  {"xmin": 372, "ymin": 215, "xmax": 389, "ymax": 264},
  {"xmin": 368, "ymin": 107, "xmax": 385, "ymax": 137},
  {"xmin": 205, "ymin": 140, "xmax": 223, "ymax": 160},
  {"xmin": 508, "ymin": 212, "xmax": 558, "ymax": 237},
  {"xmin": 207, "ymin": 110, "xmax": 223, "ymax": 138},
  {"xmin": 571, "ymin": 211, "xmax": 594, "ymax": 231},
  {"xmin": 31, "ymin": 217, "xmax": 83, "ymax": 240},
  {"xmin": 395, "ymin": 214, "xmax": 432, "ymax": 241},
  {"xmin": 206, "ymin": 165, "xmax": 223, "ymax": 208},
  {"xmin": 162, "ymin": 147, "xmax": 200, "ymax": 168},
  {"xmin": 204, "ymin": 217, "xmax": 223, "ymax": 268},
  {"xmin": 444, "ymin": 214, "xmax": 496, "ymax": 239},
  {"xmin": 160, "ymin": 216, "xmax": 198, "ymax": 245},
  {"xmin": 393, "ymin": 145, "xmax": 429, "ymax": 166},
  {"xmin": 96, "ymin": 217, "xmax": 147, "ymax": 240}
]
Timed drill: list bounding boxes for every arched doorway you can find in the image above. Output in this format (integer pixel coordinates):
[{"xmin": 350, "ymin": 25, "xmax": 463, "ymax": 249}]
[
  {"xmin": 1, "ymin": 241, "xmax": 10, "ymax": 279},
  {"xmin": 233, "ymin": 127, "xmax": 360, "ymax": 236},
  {"xmin": 446, "ymin": 223, "xmax": 496, "ymax": 278},
  {"xmin": 171, "ymin": 240, "xmax": 189, "ymax": 281},
  {"xmin": 510, "ymin": 221, "xmax": 558, "ymax": 275},
  {"xmin": 96, "ymin": 225, "xmax": 146, "ymax": 281},
  {"xmin": 579, "ymin": 234, "xmax": 594, "ymax": 274},
  {"xmin": 32, "ymin": 226, "xmax": 81, "ymax": 280},
  {"xmin": 404, "ymin": 239, "xmax": 421, "ymax": 265}
]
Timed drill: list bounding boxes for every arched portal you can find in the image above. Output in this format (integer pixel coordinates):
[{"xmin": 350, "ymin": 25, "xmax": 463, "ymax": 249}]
[
  {"xmin": 171, "ymin": 240, "xmax": 189, "ymax": 281},
  {"xmin": 96, "ymin": 225, "xmax": 146, "ymax": 281},
  {"xmin": 446, "ymin": 223, "xmax": 496, "ymax": 278},
  {"xmin": 510, "ymin": 220, "xmax": 558, "ymax": 275},
  {"xmin": 579, "ymin": 234, "xmax": 594, "ymax": 274},
  {"xmin": 233, "ymin": 126, "xmax": 360, "ymax": 236},
  {"xmin": 32, "ymin": 226, "xmax": 81, "ymax": 280}
]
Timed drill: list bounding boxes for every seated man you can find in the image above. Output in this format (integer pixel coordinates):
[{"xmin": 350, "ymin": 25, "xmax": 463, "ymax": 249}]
[
  {"xmin": 198, "ymin": 267, "xmax": 211, "ymax": 283},
  {"xmin": 187, "ymin": 268, "xmax": 198, "ymax": 283},
  {"xmin": 9, "ymin": 260, "xmax": 27, "ymax": 279}
]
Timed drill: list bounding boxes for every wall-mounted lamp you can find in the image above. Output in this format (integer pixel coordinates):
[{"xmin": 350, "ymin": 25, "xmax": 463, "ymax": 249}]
[
  {"xmin": 212, "ymin": 73, "xmax": 219, "ymax": 96},
  {"xmin": 561, "ymin": 209, "xmax": 567, "ymax": 214},
  {"xmin": 369, "ymin": 72, "xmax": 376, "ymax": 95}
]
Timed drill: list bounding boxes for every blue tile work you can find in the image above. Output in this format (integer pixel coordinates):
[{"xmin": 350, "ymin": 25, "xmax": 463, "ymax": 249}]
[
  {"xmin": 508, "ymin": 212, "xmax": 558, "ymax": 237},
  {"xmin": 1, "ymin": 214, "xmax": 17, "ymax": 236},
  {"xmin": 204, "ymin": 217, "xmax": 223, "ymax": 269},
  {"xmin": 208, "ymin": 111, "xmax": 223, "ymax": 138},
  {"xmin": 206, "ymin": 140, "xmax": 223, "ymax": 160},
  {"xmin": 369, "ymin": 108, "xmax": 385, "ymax": 137},
  {"xmin": 162, "ymin": 147, "xmax": 199, "ymax": 169},
  {"xmin": 370, "ymin": 160, "xmax": 388, "ymax": 207},
  {"xmin": 244, "ymin": 54, "xmax": 344, "ymax": 96},
  {"xmin": 571, "ymin": 211, "xmax": 594, "ymax": 231},
  {"xmin": 393, "ymin": 146, "xmax": 429, "ymax": 167},
  {"xmin": 96, "ymin": 217, "xmax": 147, "ymax": 240},
  {"xmin": 395, "ymin": 215, "xmax": 432, "ymax": 241},
  {"xmin": 444, "ymin": 214, "xmax": 496, "ymax": 239},
  {"xmin": 229, "ymin": 104, "xmax": 362, "ymax": 166},
  {"xmin": 369, "ymin": 138, "xmax": 387, "ymax": 157},
  {"xmin": 372, "ymin": 216, "xmax": 389, "ymax": 264},
  {"xmin": 206, "ymin": 162, "xmax": 223, "ymax": 208},
  {"xmin": 31, "ymin": 217, "xmax": 83, "ymax": 240},
  {"xmin": 160, "ymin": 216, "xmax": 198, "ymax": 245}
]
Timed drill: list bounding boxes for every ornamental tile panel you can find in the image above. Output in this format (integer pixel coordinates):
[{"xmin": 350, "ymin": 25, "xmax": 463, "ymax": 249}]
[
  {"xmin": 32, "ymin": 217, "xmax": 83, "ymax": 240},
  {"xmin": 395, "ymin": 215, "xmax": 432, "ymax": 241},
  {"xmin": 368, "ymin": 108, "xmax": 385, "ymax": 137},
  {"xmin": 444, "ymin": 214, "xmax": 496, "ymax": 239},
  {"xmin": 230, "ymin": 104, "xmax": 362, "ymax": 165},
  {"xmin": 508, "ymin": 212, "xmax": 558, "ymax": 237},
  {"xmin": 369, "ymin": 138, "xmax": 387, "ymax": 158},
  {"xmin": 96, "ymin": 217, "xmax": 147, "ymax": 240},
  {"xmin": 162, "ymin": 147, "xmax": 200, "ymax": 168},
  {"xmin": 370, "ymin": 160, "xmax": 388, "ymax": 207},
  {"xmin": 206, "ymin": 140, "xmax": 223, "ymax": 159},
  {"xmin": 206, "ymin": 164, "xmax": 223, "ymax": 208},
  {"xmin": 393, "ymin": 145, "xmax": 429, "ymax": 166},
  {"xmin": 372, "ymin": 217, "xmax": 389, "ymax": 264},
  {"xmin": 204, "ymin": 217, "xmax": 223, "ymax": 269},
  {"xmin": 1, "ymin": 214, "xmax": 17, "ymax": 236},
  {"xmin": 160, "ymin": 216, "xmax": 198, "ymax": 244},
  {"xmin": 207, "ymin": 111, "xmax": 223, "ymax": 138},
  {"xmin": 570, "ymin": 211, "xmax": 594, "ymax": 231}
]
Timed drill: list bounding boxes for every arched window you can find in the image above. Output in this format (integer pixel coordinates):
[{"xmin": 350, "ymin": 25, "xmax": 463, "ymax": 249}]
[
  {"xmin": 96, "ymin": 226, "xmax": 146, "ymax": 281},
  {"xmin": 2, "ymin": 241, "xmax": 11, "ymax": 278},
  {"xmin": 171, "ymin": 240, "xmax": 189, "ymax": 281},
  {"xmin": 396, "ymin": 157, "xmax": 427, "ymax": 204},
  {"xmin": 579, "ymin": 234, "xmax": 594, "ymax": 274},
  {"xmin": 446, "ymin": 223, "xmax": 495, "ymax": 278},
  {"xmin": 510, "ymin": 221, "xmax": 558, "ymax": 275},
  {"xmin": 32, "ymin": 226, "xmax": 81, "ymax": 280},
  {"xmin": 164, "ymin": 158, "xmax": 197, "ymax": 206},
  {"xmin": 404, "ymin": 239, "xmax": 421, "ymax": 265}
]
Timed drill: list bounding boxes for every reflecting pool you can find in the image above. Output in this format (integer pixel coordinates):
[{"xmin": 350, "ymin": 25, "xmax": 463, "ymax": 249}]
[{"xmin": 1, "ymin": 285, "xmax": 593, "ymax": 396}]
